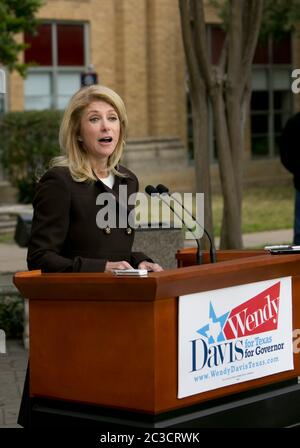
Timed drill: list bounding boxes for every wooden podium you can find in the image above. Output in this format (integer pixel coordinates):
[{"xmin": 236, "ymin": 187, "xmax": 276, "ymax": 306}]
[{"xmin": 14, "ymin": 250, "xmax": 300, "ymax": 427}]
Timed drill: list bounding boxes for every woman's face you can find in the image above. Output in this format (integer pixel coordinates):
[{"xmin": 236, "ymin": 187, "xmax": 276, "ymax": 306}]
[{"xmin": 79, "ymin": 100, "xmax": 121, "ymax": 164}]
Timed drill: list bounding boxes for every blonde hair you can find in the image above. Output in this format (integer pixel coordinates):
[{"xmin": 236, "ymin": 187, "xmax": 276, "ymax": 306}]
[{"xmin": 51, "ymin": 85, "xmax": 128, "ymax": 182}]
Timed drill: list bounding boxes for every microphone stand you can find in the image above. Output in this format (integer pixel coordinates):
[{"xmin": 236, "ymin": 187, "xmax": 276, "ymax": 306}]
[
  {"xmin": 155, "ymin": 193, "xmax": 204, "ymax": 265},
  {"xmin": 157, "ymin": 186, "xmax": 216, "ymax": 263}
]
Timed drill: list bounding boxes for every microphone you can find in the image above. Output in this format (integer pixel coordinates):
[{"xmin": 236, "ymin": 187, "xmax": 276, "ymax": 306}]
[
  {"xmin": 145, "ymin": 185, "xmax": 158, "ymax": 196},
  {"xmin": 156, "ymin": 184, "xmax": 216, "ymax": 263},
  {"xmin": 145, "ymin": 185, "xmax": 204, "ymax": 265}
]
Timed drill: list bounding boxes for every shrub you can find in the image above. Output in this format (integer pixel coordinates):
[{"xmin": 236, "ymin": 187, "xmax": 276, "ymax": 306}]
[
  {"xmin": 0, "ymin": 295, "xmax": 24, "ymax": 339},
  {"xmin": 0, "ymin": 110, "xmax": 62, "ymax": 203}
]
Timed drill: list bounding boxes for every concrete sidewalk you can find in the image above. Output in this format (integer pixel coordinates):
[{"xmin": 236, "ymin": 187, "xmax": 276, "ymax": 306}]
[
  {"xmin": 0, "ymin": 340, "xmax": 27, "ymax": 428},
  {"xmin": 240, "ymin": 228, "xmax": 292, "ymax": 248},
  {"xmin": 0, "ymin": 228, "xmax": 294, "ymax": 273},
  {"xmin": 0, "ymin": 244, "xmax": 27, "ymax": 273},
  {"xmin": 188, "ymin": 228, "xmax": 293, "ymax": 250},
  {"xmin": 0, "ymin": 241, "xmax": 28, "ymax": 428}
]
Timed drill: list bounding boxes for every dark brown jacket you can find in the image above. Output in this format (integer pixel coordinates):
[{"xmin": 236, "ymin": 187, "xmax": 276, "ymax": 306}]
[{"xmin": 27, "ymin": 165, "xmax": 151, "ymax": 272}]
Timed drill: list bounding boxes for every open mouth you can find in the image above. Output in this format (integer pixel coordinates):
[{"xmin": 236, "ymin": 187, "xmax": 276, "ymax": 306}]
[{"xmin": 98, "ymin": 137, "xmax": 113, "ymax": 143}]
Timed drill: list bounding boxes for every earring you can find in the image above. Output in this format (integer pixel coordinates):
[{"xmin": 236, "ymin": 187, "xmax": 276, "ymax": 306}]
[{"xmin": 77, "ymin": 136, "xmax": 83, "ymax": 141}]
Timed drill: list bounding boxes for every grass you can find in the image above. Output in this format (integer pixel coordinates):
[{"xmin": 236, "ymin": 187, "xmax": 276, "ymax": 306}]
[
  {"xmin": 0, "ymin": 232, "xmax": 14, "ymax": 244},
  {"xmin": 0, "ymin": 184, "xmax": 294, "ymax": 245},
  {"xmin": 212, "ymin": 184, "xmax": 294, "ymax": 236}
]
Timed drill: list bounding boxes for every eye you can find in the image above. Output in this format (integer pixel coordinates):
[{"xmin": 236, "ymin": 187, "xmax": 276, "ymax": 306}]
[
  {"xmin": 89, "ymin": 116, "xmax": 99, "ymax": 123},
  {"xmin": 108, "ymin": 116, "xmax": 118, "ymax": 121}
]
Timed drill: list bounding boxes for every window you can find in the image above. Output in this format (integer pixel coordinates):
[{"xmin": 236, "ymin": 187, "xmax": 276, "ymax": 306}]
[
  {"xmin": 0, "ymin": 93, "xmax": 5, "ymax": 180},
  {"xmin": 251, "ymin": 34, "xmax": 293, "ymax": 158},
  {"xmin": 0, "ymin": 96, "xmax": 4, "ymax": 116},
  {"xmin": 186, "ymin": 95, "xmax": 194, "ymax": 161},
  {"xmin": 0, "ymin": 69, "xmax": 6, "ymax": 116},
  {"xmin": 24, "ymin": 22, "xmax": 88, "ymax": 110},
  {"xmin": 187, "ymin": 26, "xmax": 293, "ymax": 161}
]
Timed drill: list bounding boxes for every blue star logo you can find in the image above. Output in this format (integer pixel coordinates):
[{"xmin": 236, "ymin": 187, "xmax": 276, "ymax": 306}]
[{"xmin": 197, "ymin": 302, "xmax": 229, "ymax": 344}]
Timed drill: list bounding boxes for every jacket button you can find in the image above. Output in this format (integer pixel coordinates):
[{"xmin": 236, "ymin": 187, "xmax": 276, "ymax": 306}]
[
  {"xmin": 104, "ymin": 226, "xmax": 111, "ymax": 235},
  {"xmin": 125, "ymin": 227, "xmax": 132, "ymax": 235}
]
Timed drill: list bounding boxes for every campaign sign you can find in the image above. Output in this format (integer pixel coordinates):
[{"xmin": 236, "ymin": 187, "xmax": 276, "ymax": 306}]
[{"xmin": 178, "ymin": 277, "xmax": 293, "ymax": 398}]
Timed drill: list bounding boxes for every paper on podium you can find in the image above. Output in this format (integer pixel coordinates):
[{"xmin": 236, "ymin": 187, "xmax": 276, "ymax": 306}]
[
  {"xmin": 264, "ymin": 245, "xmax": 300, "ymax": 254},
  {"xmin": 112, "ymin": 269, "xmax": 148, "ymax": 276}
]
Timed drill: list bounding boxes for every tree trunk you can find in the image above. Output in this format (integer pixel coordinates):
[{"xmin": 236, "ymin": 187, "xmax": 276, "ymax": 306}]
[
  {"xmin": 178, "ymin": 0, "xmax": 214, "ymax": 245},
  {"xmin": 191, "ymin": 82, "xmax": 213, "ymax": 247},
  {"xmin": 210, "ymin": 86, "xmax": 243, "ymax": 248},
  {"xmin": 178, "ymin": 0, "xmax": 263, "ymax": 250}
]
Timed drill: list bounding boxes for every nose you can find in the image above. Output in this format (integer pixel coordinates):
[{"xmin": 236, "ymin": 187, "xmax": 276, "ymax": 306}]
[{"xmin": 100, "ymin": 117, "xmax": 111, "ymax": 131}]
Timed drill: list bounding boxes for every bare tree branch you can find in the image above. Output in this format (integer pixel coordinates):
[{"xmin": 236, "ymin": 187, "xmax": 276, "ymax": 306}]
[
  {"xmin": 240, "ymin": 0, "xmax": 264, "ymax": 88},
  {"xmin": 178, "ymin": 0, "xmax": 202, "ymax": 92},
  {"xmin": 217, "ymin": 34, "xmax": 228, "ymax": 77},
  {"xmin": 192, "ymin": 0, "xmax": 213, "ymax": 88},
  {"xmin": 227, "ymin": 0, "xmax": 242, "ymax": 88}
]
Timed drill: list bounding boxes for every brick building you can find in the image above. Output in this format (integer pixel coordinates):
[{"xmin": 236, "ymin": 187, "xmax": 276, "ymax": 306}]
[{"xmin": 1, "ymin": 0, "xmax": 299, "ymax": 201}]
